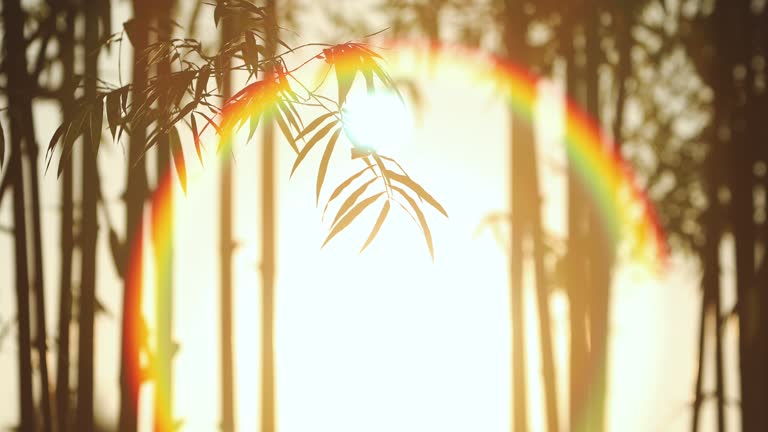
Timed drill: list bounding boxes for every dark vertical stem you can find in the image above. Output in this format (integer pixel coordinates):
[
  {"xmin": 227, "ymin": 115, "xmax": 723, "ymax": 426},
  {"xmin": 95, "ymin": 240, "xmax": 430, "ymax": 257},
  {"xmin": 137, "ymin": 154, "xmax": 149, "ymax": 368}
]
[
  {"xmin": 219, "ymin": 6, "xmax": 236, "ymax": 431},
  {"xmin": 527, "ymin": 128, "xmax": 560, "ymax": 432},
  {"xmin": 725, "ymin": 2, "xmax": 756, "ymax": 430},
  {"xmin": 584, "ymin": 3, "xmax": 610, "ymax": 431},
  {"xmin": 503, "ymin": 1, "xmax": 530, "ymax": 430},
  {"xmin": 509, "ymin": 143, "xmax": 528, "ymax": 432},
  {"xmin": 563, "ymin": 15, "xmax": 591, "ymax": 432},
  {"xmin": 2, "ymin": 0, "xmax": 35, "ymax": 428},
  {"xmin": 10, "ymin": 0, "xmax": 55, "ymax": 429},
  {"xmin": 77, "ymin": 1, "xmax": 100, "ymax": 430},
  {"xmin": 119, "ymin": 2, "xmax": 149, "ymax": 430},
  {"xmin": 154, "ymin": 1, "xmax": 175, "ymax": 429},
  {"xmin": 57, "ymin": 6, "xmax": 77, "ymax": 432},
  {"xmin": 261, "ymin": 2, "xmax": 277, "ymax": 431}
]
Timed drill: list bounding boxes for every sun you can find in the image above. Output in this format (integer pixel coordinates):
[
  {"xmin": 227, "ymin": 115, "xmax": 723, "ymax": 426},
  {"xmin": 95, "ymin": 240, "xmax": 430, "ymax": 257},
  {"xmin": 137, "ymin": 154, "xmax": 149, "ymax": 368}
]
[{"xmin": 341, "ymin": 88, "xmax": 415, "ymax": 155}]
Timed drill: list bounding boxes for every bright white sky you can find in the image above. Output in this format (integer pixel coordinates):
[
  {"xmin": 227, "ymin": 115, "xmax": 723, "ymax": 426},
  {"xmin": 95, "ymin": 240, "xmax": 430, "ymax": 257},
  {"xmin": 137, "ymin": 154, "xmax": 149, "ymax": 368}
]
[{"xmin": 0, "ymin": 1, "xmax": 741, "ymax": 432}]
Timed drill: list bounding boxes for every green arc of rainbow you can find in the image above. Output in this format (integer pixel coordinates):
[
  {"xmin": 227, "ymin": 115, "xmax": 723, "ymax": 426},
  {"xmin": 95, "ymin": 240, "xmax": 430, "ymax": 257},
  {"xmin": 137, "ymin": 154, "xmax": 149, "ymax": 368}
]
[{"xmin": 127, "ymin": 39, "xmax": 668, "ymax": 431}]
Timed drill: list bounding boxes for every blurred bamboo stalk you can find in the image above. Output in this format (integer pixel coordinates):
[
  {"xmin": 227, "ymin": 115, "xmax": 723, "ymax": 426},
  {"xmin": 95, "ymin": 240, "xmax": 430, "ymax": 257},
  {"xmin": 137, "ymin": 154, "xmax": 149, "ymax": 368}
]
[
  {"xmin": 57, "ymin": 5, "xmax": 77, "ymax": 432},
  {"xmin": 3, "ymin": 0, "xmax": 36, "ymax": 428},
  {"xmin": 219, "ymin": 3, "xmax": 237, "ymax": 430},
  {"xmin": 261, "ymin": 1, "xmax": 278, "ymax": 431}
]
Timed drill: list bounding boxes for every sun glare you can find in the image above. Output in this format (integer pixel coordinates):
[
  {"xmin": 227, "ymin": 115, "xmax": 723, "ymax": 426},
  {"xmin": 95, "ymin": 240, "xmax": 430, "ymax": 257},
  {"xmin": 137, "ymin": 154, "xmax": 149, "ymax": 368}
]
[{"xmin": 341, "ymin": 88, "xmax": 414, "ymax": 155}]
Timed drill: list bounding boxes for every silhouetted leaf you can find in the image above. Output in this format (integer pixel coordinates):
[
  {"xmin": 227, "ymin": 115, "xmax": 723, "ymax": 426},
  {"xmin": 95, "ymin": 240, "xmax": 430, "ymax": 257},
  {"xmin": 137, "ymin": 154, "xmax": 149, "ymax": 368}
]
[
  {"xmin": 169, "ymin": 126, "xmax": 186, "ymax": 194},
  {"xmin": 360, "ymin": 200, "xmax": 390, "ymax": 253},
  {"xmin": 331, "ymin": 176, "xmax": 378, "ymax": 226},
  {"xmin": 0, "ymin": 120, "xmax": 5, "ymax": 169},
  {"xmin": 392, "ymin": 184, "xmax": 434, "ymax": 259},
  {"xmin": 45, "ymin": 123, "xmax": 66, "ymax": 173},
  {"xmin": 243, "ymin": 31, "xmax": 260, "ymax": 71},
  {"xmin": 123, "ymin": 19, "xmax": 142, "ymax": 46},
  {"xmin": 275, "ymin": 111, "xmax": 298, "ymax": 153},
  {"xmin": 276, "ymin": 99, "xmax": 300, "ymax": 132},
  {"xmin": 323, "ymin": 192, "xmax": 385, "ymax": 248},
  {"xmin": 196, "ymin": 64, "xmax": 210, "ymax": 100},
  {"xmin": 386, "ymin": 169, "xmax": 447, "ymax": 217},
  {"xmin": 295, "ymin": 111, "xmax": 337, "ymax": 142},
  {"xmin": 197, "ymin": 111, "xmax": 222, "ymax": 135},
  {"xmin": 191, "ymin": 114, "xmax": 203, "ymax": 164},
  {"xmin": 337, "ymin": 65, "xmax": 357, "ymax": 107},
  {"xmin": 290, "ymin": 121, "xmax": 337, "ymax": 177},
  {"xmin": 59, "ymin": 109, "xmax": 88, "ymax": 177},
  {"xmin": 322, "ymin": 164, "xmax": 374, "ymax": 218},
  {"xmin": 214, "ymin": 54, "xmax": 225, "ymax": 95},
  {"xmin": 247, "ymin": 111, "xmax": 261, "ymax": 143},
  {"xmin": 316, "ymin": 128, "xmax": 342, "ymax": 204},
  {"xmin": 109, "ymin": 228, "xmax": 126, "ymax": 279},
  {"xmin": 90, "ymin": 98, "xmax": 104, "ymax": 155},
  {"xmin": 106, "ymin": 91, "xmax": 120, "ymax": 139}
]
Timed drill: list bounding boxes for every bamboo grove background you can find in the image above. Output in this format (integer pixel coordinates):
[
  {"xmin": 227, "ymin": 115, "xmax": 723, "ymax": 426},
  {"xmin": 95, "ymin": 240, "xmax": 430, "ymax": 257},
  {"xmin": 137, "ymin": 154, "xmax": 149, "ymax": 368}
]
[{"xmin": 1, "ymin": 0, "xmax": 767, "ymax": 431}]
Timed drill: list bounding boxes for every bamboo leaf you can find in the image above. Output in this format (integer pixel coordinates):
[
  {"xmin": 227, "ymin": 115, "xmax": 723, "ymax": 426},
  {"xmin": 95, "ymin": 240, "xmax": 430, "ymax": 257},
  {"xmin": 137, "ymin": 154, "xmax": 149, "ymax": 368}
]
[
  {"xmin": 290, "ymin": 121, "xmax": 336, "ymax": 177},
  {"xmin": 392, "ymin": 184, "xmax": 434, "ymax": 260},
  {"xmin": 274, "ymin": 111, "xmax": 298, "ymax": 154},
  {"xmin": 0, "ymin": 120, "xmax": 5, "ymax": 169},
  {"xmin": 294, "ymin": 111, "xmax": 336, "ymax": 142},
  {"xmin": 109, "ymin": 228, "xmax": 126, "ymax": 279},
  {"xmin": 337, "ymin": 66, "xmax": 357, "ymax": 107},
  {"xmin": 322, "ymin": 192, "xmax": 384, "ymax": 249},
  {"xmin": 322, "ymin": 164, "xmax": 374, "ymax": 218},
  {"xmin": 276, "ymin": 98, "xmax": 300, "ymax": 132},
  {"xmin": 45, "ymin": 123, "xmax": 66, "ymax": 173},
  {"xmin": 316, "ymin": 128, "xmax": 342, "ymax": 205},
  {"xmin": 59, "ymin": 109, "xmax": 88, "ymax": 178},
  {"xmin": 169, "ymin": 126, "xmax": 187, "ymax": 194},
  {"xmin": 359, "ymin": 200, "xmax": 390, "ymax": 253},
  {"xmin": 90, "ymin": 98, "xmax": 104, "ymax": 155},
  {"xmin": 386, "ymin": 170, "xmax": 448, "ymax": 217},
  {"xmin": 243, "ymin": 31, "xmax": 260, "ymax": 70},
  {"xmin": 331, "ymin": 176, "xmax": 378, "ymax": 226},
  {"xmin": 191, "ymin": 114, "xmax": 203, "ymax": 164},
  {"xmin": 196, "ymin": 64, "xmax": 210, "ymax": 100},
  {"xmin": 247, "ymin": 111, "xmax": 261, "ymax": 143},
  {"xmin": 106, "ymin": 90, "xmax": 120, "ymax": 138}
]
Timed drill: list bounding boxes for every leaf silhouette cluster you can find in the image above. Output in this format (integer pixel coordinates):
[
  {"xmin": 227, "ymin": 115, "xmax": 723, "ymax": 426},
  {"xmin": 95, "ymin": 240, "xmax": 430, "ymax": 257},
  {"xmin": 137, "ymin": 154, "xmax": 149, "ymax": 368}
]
[{"xmin": 45, "ymin": 0, "xmax": 446, "ymax": 257}]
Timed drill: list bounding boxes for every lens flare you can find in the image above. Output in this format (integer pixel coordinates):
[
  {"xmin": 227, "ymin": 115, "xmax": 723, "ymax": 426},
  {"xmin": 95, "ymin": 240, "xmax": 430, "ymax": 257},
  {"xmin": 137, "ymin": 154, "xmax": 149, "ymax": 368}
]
[{"xmin": 341, "ymin": 88, "xmax": 414, "ymax": 155}]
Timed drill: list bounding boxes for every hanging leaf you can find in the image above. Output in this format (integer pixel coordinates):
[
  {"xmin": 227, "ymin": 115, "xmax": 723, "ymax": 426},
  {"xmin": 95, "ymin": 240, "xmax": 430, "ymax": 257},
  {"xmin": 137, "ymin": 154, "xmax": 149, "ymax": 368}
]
[
  {"xmin": 106, "ymin": 90, "xmax": 121, "ymax": 138},
  {"xmin": 290, "ymin": 121, "xmax": 337, "ymax": 177},
  {"xmin": 386, "ymin": 169, "xmax": 447, "ymax": 217},
  {"xmin": 45, "ymin": 123, "xmax": 67, "ymax": 173},
  {"xmin": 0, "ymin": 120, "xmax": 5, "ymax": 170},
  {"xmin": 322, "ymin": 164, "xmax": 374, "ymax": 218},
  {"xmin": 359, "ymin": 200, "xmax": 390, "ymax": 253},
  {"xmin": 247, "ymin": 111, "xmax": 261, "ymax": 144},
  {"xmin": 323, "ymin": 192, "xmax": 385, "ymax": 248},
  {"xmin": 392, "ymin": 184, "xmax": 434, "ymax": 260},
  {"xmin": 109, "ymin": 228, "xmax": 126, "ymax": 279},
  {"xmin": 276, "ymin": 99, "xmax": 301, "ymax": 133},
  {"xmin": 214, "ymin": 54, "xmax": 225, "ymax": 95},
  {"xmin": 90, "ymin": 97, "xmax": 104, "ymax": 155},
  {"xmin": 316, "ymin": 128, "xmax": 342, "ymax": 205},
  {"xmin": 243, "ymin": 31, "xmax": 260, "ymax": 71},
  {"xmin": 336, "ymin": 64, "xmax": 358, "ymax": 107},
  {"xmin": 274, "ymin": 111, "xmax": 298, "ymax": 154},
  {"xmin": 59, "ymin": 109, "xmax": 88, "ymax": 178},
  {"xmin": 191, "ymin": 114, "xmax": 203, "ymax": 165},
  {"xmin": 196, "ymin": 64, "xmax": 210, "ymax": 101},
  {"xmin": 331, "ymin": 176, "xmax": 378, "ymax": 227},
  {"xmin": 294, "ymin": 111, "xmax": 336, "ymax": 142},
  {"xmin": 169, "ymin": 125, "xmax": 187, "ymax": 194}
]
